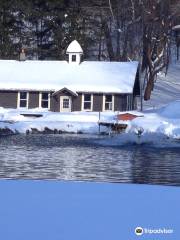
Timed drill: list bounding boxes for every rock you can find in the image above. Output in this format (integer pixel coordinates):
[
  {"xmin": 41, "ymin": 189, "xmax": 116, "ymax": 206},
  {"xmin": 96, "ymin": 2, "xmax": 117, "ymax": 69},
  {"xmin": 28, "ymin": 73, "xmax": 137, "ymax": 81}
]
[
  {"xmin": 30, "ymin": 128, "xmax": 41, "ymax": 134},
  {"xmin": 0, "ymin": 127, "xmax": 15, "ymax": 135},
  {"xmin": 43, "ymin": 127, "xmax": 54, "ymax": 134}
]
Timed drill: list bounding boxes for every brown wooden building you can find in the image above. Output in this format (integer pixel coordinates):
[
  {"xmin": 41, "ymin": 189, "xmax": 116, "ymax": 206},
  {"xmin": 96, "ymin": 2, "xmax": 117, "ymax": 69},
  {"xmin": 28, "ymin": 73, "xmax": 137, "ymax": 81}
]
[{"xmin": 0, "ymin": 41, "xmax": 140, "ymax": 112}]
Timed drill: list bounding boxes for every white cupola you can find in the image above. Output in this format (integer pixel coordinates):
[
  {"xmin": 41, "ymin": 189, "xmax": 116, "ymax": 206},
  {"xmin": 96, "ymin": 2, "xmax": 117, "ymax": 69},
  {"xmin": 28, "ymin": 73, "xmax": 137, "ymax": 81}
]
[{"xmin": 66, "ymin": 40, "xmax": 83, "ymax": 64}]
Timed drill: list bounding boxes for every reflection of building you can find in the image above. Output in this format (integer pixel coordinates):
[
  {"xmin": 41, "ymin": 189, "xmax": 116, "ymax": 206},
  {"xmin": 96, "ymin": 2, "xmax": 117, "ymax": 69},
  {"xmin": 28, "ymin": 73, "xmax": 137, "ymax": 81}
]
[
  {"xmin": 0, "ymin": 40, "xmax": 140, "ymax": 112},
  {"xmin": 172, "ymin": 25, "xmax": 180, "ymax": 60}
]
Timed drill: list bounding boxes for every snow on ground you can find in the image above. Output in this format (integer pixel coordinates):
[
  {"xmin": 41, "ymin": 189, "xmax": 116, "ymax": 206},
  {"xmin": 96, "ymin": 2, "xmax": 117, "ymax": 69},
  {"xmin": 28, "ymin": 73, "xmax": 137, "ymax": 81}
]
[
  {"xmin": 0, "ymin": 100, "xmax": 180, "ymax": 145},
  {"xmin": 0, "ymin": 61, "xmax": 179, "ymax": 142},
  {"xmin": 0, "ymin": 180, "xmax": 179, "ymax": 240},
  {"xmin": 132, "ymin": 101, "xmax": 180, "ymax": 138},
  {"xmin": 142, "ymin": 60, "xmax": 180, "ymax": 110},
  {"xmin": 0, "ymin": 108, "xmax": 115, "ymax": 134},
  {"xmin": 100, "ymin": 60, "xmax": 180, "ymax": 146},
  {"xmin": 100, "ymin": 100, "xmax": 180, "ymax": 147}
]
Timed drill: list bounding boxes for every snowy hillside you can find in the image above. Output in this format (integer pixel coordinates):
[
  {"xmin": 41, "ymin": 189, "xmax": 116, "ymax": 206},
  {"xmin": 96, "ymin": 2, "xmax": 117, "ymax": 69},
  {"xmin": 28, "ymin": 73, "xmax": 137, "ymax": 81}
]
[{"xmin": 142, "ymin": 61, "xmax": 180, "ymax": 110}]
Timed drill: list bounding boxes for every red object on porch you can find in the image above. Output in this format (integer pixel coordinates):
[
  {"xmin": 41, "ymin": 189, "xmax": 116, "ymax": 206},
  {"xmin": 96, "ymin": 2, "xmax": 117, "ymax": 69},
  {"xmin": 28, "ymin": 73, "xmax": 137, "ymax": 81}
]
[{"xmin": 117, "ymin": 113, "xmax": 140, "ymax": 121}]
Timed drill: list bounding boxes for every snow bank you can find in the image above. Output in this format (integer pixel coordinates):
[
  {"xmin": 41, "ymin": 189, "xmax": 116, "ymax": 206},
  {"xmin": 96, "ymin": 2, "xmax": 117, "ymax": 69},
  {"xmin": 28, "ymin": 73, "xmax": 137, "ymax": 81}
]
[
  {"xmin": 0, "ymin": 101, "xmax": 180, "ymax": 146},
  {"xmin": 97, "ymin": 101, "xmax": 180, "ymax": 147},
  {"xmin": 129, "ymin": 101, "xmax": 180, "ymax": 139},
  {"xmin": 0, "ymin": 108, "xmax": 115, "ymax": 134},
  {"xmin": 158, "ymin": 100, "xmax": 180, "ymax": 119}
]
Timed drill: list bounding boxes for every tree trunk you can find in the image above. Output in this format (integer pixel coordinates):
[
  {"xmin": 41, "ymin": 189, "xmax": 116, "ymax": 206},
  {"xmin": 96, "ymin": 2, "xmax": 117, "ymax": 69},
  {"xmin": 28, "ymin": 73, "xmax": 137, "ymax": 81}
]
[
  {"xmin": 144, "ymin": 75, "xmax": 154, "ymax": 100},
  {"xmin": 101, "ymin": 20, "xmax": 115, "ymax": 61}
]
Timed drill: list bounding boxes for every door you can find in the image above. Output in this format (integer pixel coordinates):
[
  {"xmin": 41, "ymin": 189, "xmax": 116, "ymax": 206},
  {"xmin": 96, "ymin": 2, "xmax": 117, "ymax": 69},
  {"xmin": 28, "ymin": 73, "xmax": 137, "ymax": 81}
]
[{"xmin": 60, "ymin": 96, "xmax": 72, "ymax": 112}]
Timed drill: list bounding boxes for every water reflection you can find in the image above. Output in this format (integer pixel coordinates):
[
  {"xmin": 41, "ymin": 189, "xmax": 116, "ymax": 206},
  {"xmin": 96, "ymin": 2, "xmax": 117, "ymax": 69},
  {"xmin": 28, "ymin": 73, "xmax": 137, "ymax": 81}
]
[{"xmin": 0, "ymin": 134, "xmax": 180, "ymax": 186}]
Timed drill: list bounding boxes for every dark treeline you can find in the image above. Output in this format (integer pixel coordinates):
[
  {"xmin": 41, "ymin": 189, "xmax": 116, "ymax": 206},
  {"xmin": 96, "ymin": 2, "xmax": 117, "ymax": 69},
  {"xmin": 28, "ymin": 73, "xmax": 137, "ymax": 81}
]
[{"xmin": 0, "ymin": 0, "xmax": 180, "ymax": 99}]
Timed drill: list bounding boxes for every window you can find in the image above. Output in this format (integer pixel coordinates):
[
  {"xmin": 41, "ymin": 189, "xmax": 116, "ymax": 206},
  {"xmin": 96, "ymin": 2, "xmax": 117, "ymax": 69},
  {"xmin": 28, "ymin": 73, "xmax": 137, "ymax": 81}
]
[
  {"xmin": 18, "ymin": 92, "xmax": 28, "ymax": 108},
  {"xmin": 63, "ymin": 99, "xmax": 70, "ymax": 109},
  {"xmin": 82, "ymin": 94, "xmax": 93, "ymax": 111},
  {"xmin": 72, "ymin": 55, "xmax": 76, "ymax": 62},
  {"xmin": 40, "ymin": 92, "xmax": 49, "ymax": 108},
  {"xmin": 104, "ymin": 95, "xmax": 114, "ymax": 111}
]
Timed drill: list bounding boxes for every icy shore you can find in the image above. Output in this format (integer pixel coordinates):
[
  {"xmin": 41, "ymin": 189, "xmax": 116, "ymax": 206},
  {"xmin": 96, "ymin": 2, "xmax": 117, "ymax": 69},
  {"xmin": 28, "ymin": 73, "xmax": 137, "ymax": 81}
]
[
  {"xmin": 0, "ymin": 108, "xmax": 114, "ymax": 135},
  {"xmin": 100, "ymin": 101, "xmax": 180, "ymax": 146},
  {"xmin": 0, "ymin": 101, "xmax": 180, "ymax": 146}
]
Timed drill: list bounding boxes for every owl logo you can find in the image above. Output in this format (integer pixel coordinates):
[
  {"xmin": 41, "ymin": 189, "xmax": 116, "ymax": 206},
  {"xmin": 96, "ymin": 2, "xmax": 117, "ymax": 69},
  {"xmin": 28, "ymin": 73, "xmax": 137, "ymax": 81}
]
[{"xmin": 135, "ymin": 227, "xmax": 143, "ymax": 236}]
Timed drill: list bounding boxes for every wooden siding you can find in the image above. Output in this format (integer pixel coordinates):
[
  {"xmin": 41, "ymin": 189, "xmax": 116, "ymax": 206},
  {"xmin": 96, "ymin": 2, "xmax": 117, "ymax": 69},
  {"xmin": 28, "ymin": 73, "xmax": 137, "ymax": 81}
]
[
  {"xmin": 0, "ymin": 90, "xmax": 137, "ymax": 112},
  {"xmin": 93, "ymin": 94, "xmax": 103, "ymax": 111},
  {"xmin": 50, "ymin": 91, "xmax": 82, "ymax": 112},
  {"xmin": 29, "ymin": 92, "xmax": 39, "ymax": 108},
  {"xmin": 133, "ymin": 96, "xmax": 137, "ymax": 110},
  {"xmin": 72, "ymin": 94, "xmax": 82, "ymax": 111},
  {"xmin": 114, "ymin": 94, "xmax": 127, "ymax": 111},
  {"xmin": 0, "ymin": 91, "xmax": 18, "ymax": 108},
  {"xmin": 50, "ymin": 95, "xmax": 59, "ymax": 112}
]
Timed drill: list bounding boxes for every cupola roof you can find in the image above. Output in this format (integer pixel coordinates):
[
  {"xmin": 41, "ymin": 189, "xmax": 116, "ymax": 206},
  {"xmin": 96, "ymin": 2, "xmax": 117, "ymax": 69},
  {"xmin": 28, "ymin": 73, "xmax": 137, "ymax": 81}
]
[{"xmin": 66, "ymin": 40, "xmax": 83, "ymax": 54}]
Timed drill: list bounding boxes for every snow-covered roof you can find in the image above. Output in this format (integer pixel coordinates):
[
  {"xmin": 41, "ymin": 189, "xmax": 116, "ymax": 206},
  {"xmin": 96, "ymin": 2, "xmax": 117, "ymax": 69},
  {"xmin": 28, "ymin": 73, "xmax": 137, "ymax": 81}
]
[
  {"xmin": 66, "ymin": 40, "xmax": 83, "ymax": 53},
  {"xmin": 0, "ymin": 60, "xmax": 138, "ymax": 94}
]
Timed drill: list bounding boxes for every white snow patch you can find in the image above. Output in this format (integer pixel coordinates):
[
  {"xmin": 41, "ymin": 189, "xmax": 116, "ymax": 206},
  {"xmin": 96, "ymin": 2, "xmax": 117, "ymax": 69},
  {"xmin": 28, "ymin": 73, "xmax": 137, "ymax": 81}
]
[
  {"xmin": 129, "ymin": 101, "xmax": 180, "ymax": 138},
  {"xmin": 0, "ymin": 100, "xmax": 180, "ymax": 148},
  {"xmin": 172, "ymin": 25, "xmax": 180, "ymax": 30},
  {"xmin": 98, "ymin": 100, "xmax": 180, "ymax": 147},
  {"xmin": 0, "ymin": 108, "xmax": 115, "ymax": 134}
]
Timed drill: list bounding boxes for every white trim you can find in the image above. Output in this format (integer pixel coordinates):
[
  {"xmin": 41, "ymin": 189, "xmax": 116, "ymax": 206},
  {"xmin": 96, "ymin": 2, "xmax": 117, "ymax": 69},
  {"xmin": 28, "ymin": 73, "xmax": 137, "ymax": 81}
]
[
  {"xmin": 39, "ymin": 92, "xmax": 50, "ymax": 109},
  {"xmin": 48, "ymin": 93, "xmax": 51, "ymax": 109},
  {"xmin": 17, "ymin": 91, "xmax": 29, "ymax": 109},
  {"xmin": 27, "ymin": 92, "xmax": 29, "ymax": 108},
  {"xmin": 103, "ymin": 94, "xmax": 114, "ymax": 111},
  {"xmin": 53, "ymin": 88, "xmax": 78, "ymax": 97},
  {"xmin": 17, "ymin": 92, "xmax": 20, "ymax": 108},
  {"xmin": 112, "ymin": 95, "xmax": 114, "ymax": 111},
  {"xmin": 39, "ymin": 92, "xmax": 42, "ymax": 108},
  {"xmin": 81, "ymin": 94, "xmax": 93, "ymax": 111},
  {"xmin": 68, "ymin": 53, "xmax": 82, "ymax": 65}
]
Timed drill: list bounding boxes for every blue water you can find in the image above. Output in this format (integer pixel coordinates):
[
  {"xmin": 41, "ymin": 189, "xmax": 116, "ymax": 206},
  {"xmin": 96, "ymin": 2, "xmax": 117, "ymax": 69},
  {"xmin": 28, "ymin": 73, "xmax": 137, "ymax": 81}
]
[{"xmin": 0, "ymin": 134, "xmax": 180, "ymax": 186}]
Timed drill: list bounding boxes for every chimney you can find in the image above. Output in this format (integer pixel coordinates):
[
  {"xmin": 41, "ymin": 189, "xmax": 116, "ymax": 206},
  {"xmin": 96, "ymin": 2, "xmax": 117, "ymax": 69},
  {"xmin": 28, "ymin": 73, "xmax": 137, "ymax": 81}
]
[{"xmin": 19, "ymin": 48, "xmax": 26, "ymax": 61}]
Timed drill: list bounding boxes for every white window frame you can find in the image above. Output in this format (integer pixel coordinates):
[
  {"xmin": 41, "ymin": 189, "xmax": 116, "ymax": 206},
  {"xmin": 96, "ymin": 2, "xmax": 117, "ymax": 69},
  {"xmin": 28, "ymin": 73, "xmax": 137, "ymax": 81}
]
[
  {"xmin": 81, "ymin": 94, "xmax": 93, "ymax": 111},
  {"xmin": 17, "ymin": 91, "xmax": 29, "ymax": 108},
  {"xmin": 39, "ymin": 92, "xmax": 50, "ymax": 109},
  {"xmin": 103, "ymin": 94, "xmax": 114, "ymax": 111}
]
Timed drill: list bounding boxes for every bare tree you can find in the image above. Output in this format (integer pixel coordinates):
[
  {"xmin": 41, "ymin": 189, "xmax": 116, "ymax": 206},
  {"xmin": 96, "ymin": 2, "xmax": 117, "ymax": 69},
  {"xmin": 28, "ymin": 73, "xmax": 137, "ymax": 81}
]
[{"xmin": 142, "ymin": 0, "xmax": 172, "ymax": 100}]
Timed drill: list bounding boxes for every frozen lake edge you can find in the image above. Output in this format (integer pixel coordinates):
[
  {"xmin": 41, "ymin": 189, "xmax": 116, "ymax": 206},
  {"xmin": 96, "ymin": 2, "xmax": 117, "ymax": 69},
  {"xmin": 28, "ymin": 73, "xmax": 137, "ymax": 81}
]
[{"xmin": 0, "ymin": 180, "xmax": 179, "ymax": 240}]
